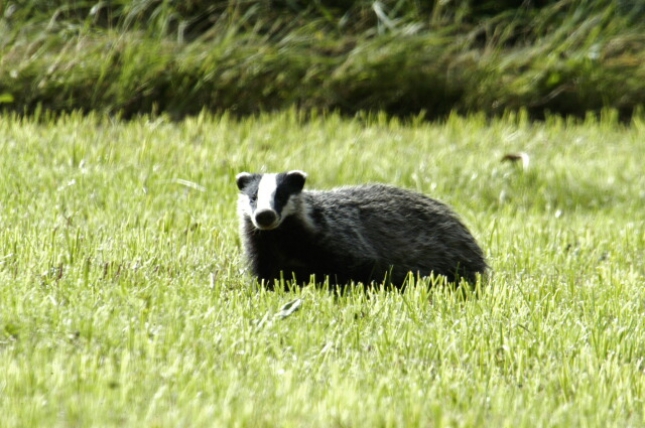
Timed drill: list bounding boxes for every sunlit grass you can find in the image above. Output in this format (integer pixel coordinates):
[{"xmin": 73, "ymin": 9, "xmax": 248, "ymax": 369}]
[{"xmin": 0, "ymin": 110, "xmax": 644, "ymax": 427}]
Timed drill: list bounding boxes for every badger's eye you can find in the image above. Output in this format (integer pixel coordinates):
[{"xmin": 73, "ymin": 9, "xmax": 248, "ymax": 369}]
[{"xmin": 249, "ymin": 194, "xmax": 258, "ymax": 203}]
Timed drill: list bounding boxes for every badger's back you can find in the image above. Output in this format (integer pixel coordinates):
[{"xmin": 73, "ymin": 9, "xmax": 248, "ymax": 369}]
[
  {"xmin": 236, "ymin": 171, "xmax": 487, "ymax": 287},
  {"xmin": 305, "ymin": 184, "xmax": 487, "ymax": 284}
]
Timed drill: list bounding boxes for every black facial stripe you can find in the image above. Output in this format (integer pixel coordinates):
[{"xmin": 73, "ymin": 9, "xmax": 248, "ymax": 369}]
[
  {"xmin": 240, "ymin": 174, "xmax": 261, "ymax": 209},
  {"xmin": 273, "ymin": 173, "xmax": 305, "ymax": 213},
  {"xmin": 274, "ymin": 173, "xmax": 290, "ymax": 208}
]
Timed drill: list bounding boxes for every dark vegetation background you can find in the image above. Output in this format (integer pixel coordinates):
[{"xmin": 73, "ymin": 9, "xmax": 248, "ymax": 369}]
[{"xmin": 1, "ymin": 0, "xmax": 644, "ymax": 119}]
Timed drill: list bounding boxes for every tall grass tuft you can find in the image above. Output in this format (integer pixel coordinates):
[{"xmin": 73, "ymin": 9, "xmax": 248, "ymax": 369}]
[{"xmin": 1, "ymin": 0, "xmax": 645, "ymax": 118}]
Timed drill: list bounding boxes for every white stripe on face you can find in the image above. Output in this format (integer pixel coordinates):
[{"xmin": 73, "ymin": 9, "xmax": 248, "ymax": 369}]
[
  {"xmin": 238, "ymin": 193, "xmax": 253, "ymax": 218},
  {"xmin": 256, "ymin": 173, "xmax": 278, "ymax": 214}
]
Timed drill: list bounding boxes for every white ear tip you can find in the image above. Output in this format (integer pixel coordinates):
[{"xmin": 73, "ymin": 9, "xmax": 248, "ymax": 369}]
[
  {"xmin": 236, "ymin": 172, "xmax": 252, "ymax": 180},
  {"xmin": 287, "ymin": 170, "xmax": 307, "ymax": 178}
]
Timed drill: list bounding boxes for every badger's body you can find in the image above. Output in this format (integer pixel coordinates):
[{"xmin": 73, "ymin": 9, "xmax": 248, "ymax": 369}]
[{"xmin": 236, "ymin": 170, "xmax": 487, "ymax": 287}]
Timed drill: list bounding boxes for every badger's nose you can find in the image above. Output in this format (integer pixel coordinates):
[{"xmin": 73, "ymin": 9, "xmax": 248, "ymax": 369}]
[{"xmin": 254, "ymin": 210, "xmax": 278, "ymax": 228}]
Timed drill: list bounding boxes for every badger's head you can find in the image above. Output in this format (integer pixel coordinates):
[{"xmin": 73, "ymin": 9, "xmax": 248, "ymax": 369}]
[{"xmin": 236, "ymin": 170, "xmax": 307, "ymax": 230}]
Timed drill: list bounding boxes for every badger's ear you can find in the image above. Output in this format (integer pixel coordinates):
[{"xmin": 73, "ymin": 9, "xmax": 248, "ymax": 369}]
[
  {"xmin": 236, "ymin": 172, "xmax": 254, "ymax": 191},
  {"xmin": 285, "ymin": 170, "xmax": 307, "ymax": 191}
]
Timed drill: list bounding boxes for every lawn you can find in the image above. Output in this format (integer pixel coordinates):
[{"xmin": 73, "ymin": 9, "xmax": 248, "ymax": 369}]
[{"xmin": 0, "ymin": 110, "xmax": 644, "ymax": 427}]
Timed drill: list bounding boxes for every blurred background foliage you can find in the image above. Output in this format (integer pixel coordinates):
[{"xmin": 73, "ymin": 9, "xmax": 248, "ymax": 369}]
[{"xmin": 1, "ymin": 0, "xmax": 644, "ymax": 119}]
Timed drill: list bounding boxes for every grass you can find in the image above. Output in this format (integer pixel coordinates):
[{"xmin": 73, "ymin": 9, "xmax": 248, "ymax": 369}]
[
  {"xmin": 2, "ymin": 1, "xmax": 645, "ymax": 118},
  {"xmin": 0, "ymin": 110, "xmax": 644, "ymax": 426}
]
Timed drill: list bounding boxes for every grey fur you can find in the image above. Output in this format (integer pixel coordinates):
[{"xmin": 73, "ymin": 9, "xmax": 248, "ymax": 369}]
[{"xmin": 237, "ymin": 171, "xmax": 487, "ymax": 287}]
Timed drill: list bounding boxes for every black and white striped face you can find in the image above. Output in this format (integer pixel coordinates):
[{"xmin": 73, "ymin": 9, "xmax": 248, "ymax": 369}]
[{"xmin": 236, "ymin": 170, "xmax": 307, "ymax": 230}]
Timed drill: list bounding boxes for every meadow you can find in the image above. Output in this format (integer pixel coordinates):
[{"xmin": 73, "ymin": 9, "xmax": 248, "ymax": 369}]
[
  {"xmin": 0, "ymin": 110, "xmax": 644, "ymax": 427},
  {"xmin": 2, "ymin": 1, "xmax": 645, "ymax": 119}
]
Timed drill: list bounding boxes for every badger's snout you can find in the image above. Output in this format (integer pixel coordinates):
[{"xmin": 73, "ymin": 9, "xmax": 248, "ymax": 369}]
[{"xmin": 254, "ymin": 209, "xmax": 279, "ymax": 229}]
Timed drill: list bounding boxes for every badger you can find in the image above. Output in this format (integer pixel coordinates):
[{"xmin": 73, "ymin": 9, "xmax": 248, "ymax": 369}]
[{"xmin": 236, "ymin": 170, "xmax": 487, "ymax": 288}]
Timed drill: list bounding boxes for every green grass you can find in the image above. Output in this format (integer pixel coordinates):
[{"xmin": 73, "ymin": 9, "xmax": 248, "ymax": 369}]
[
  {"xmin": 1, "ymin": 110, "xmax": 644, "ymax": 427},
  {"xmin": 2, "ymin": 1, "xmax": 645, "ymax": 118}
]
